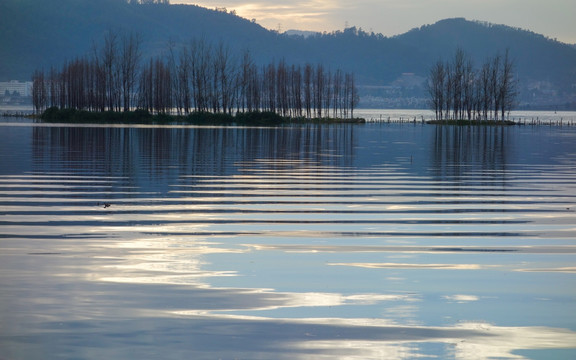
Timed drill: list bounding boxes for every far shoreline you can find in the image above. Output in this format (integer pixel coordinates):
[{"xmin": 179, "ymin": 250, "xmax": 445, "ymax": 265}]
[
  {"xmin": 33, "ymin": 108, "xmax": 536, "ymax": 127},
  {"xmin": 36, "ymin": 107, "xmax": 367, "ymax": 125},
  {"xmin": 2, "ymin": 107, "xmax": 576, "ymax": 126}
]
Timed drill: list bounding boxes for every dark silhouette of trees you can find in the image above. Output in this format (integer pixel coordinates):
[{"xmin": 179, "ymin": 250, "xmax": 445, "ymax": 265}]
[
  {"xmin": 290, "ymin": 65, "xmax": 303, "ymax": 118},
  {"xmin": 32, "ymin": 69, "xmax": 47, "ymax": 113},
  {"xmin": 477, "ymin": 61, "xmax": 492, "ymax": 120},
  {"xmin": 100, "ymin": 30, "xmax": 120, "ymax": 112},
  {"xmin": 345, "ymin": 73, "xmax": 359, "ymax": 119},
  {"xmin": 214, "ymin": 42, "xmax": 234, "ymax": 114},
  {"xmin": 171, "ymin": 43, "xmax": 191, "ymax": 115},
  {"xmin": 427, "ymin": 60, "xmax": 445, "ymax": 120},
  {"xmin": 32, "ymin": 30, "xmax": 143, "ymax": 113},
  {"xmin": 427, "ymin": 48, "xmax": 517, "ymax": 121},
  {"xmin": 462, "ymin": 56, "xmax": 475, "ymax": 121},
  {"xmin": 137, "ymin": 57, "xmax": 172, "ymax": 113},
  {"xmin": 303, "ymin": 64, "xmax": 312, "ymax": 118},
  {"xmin": 32, "ymin": 37, "xmax": 359, "ymax": 119},
  {"xmin": 120, "ymin": 32, "xmax": 142, "ymax": 112},
  {"xmin": 498, "ymin": 49, "xmax": 516, "ymax": 120}
]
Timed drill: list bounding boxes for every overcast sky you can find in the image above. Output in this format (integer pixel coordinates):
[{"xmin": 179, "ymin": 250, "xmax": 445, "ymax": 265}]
[{"xmin": 173, "ymin": 0, "xmax": 576, "ymax": 44}]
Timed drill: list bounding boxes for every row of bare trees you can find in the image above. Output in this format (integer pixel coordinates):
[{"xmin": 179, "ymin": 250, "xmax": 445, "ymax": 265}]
[
  {"xmin": 427, "ymin": 48, "xmax": 517, "ymax": 121},
  {"xmin": 32, "ymin": 31, "xmax": 142, "ymax": 114},
  {"xmin": 32, "ymin": 32, "xmax": 359, "ymax": 119}
]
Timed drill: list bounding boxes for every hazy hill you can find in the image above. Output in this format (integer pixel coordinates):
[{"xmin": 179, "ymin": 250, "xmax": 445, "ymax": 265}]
[
  {"xmin": 0, "ymin": 0, "xmax": 278, "ymax": 79},
  {"xmin": 1, "ymin": 1, "xmax": 575, "ymax": 107},
  {"xmin": 395, "ymin": 18, "xmax": 576, "ymax": 91}
]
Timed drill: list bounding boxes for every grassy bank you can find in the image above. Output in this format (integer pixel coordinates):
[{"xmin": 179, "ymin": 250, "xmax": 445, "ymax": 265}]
[{"xmin": 39, "ymin": 107, "xmax": 366, "ymax": 125}]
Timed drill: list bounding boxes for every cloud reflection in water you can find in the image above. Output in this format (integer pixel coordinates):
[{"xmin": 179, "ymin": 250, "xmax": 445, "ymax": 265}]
[{"xmin": 1, "ymin": 123, "xmax": 576, "ymax": 359}]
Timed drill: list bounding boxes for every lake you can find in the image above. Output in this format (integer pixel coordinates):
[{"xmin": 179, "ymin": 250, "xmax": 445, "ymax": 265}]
[{"xmin": 1, "ymin": 116, "xmax": 576, "ymax": 359}]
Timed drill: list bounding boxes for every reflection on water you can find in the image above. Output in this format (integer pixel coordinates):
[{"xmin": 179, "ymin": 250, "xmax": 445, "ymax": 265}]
[
  {"xmin": 1, "ymin": 122, "xmax": 576, "ymax": 359},
  {"xmin": 432, "ymin": 126, "xmax": 511, "ymax": 177}
]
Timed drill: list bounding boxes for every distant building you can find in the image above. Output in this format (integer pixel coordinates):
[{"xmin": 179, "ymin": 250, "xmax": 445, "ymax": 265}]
[{"xmin": 0, "ymin": 80, "xmax": 33, "ymax": 97}]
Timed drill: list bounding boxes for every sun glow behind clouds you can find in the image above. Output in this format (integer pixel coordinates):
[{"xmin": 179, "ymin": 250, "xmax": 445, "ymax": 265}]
[
  {"xmin": 173, "ymin": 0, "xmax": 348, "ymax": 31},
  {"xmin": 172, "ymin": 0, "xmax": 576, "ymax": 43},
  {"xmin": 206, "ymin": 0, "xmax": 341, "ymax": 30}
]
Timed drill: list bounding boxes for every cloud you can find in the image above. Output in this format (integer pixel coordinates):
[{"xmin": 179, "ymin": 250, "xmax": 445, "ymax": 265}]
[
  {"xmin": 515, "ymin": 267, "xmax": 576, "ymax": 273},
  {"xmin": 328, "ymin": 262, "xmax": 485, "ymax": 270},
  {"xmin": 443, "ymin": 294, "xmax": 480, "ymax": 302},
  {"xmin": 176, "ymin": 0, "xmax": 348, "ymax": 31}
]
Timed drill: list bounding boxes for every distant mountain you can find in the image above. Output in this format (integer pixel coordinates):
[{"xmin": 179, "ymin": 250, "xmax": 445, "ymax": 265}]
[
  {"xmin": 0, "ymin": 0, "xmax": 277, "ymax": 79},
  {"xmin": 1, "ymin": 1, "xmax": 575, "ymax": 108},
  {"xmin": 395, "ymin": 18, "xmax": 576, "ymax": 89}
]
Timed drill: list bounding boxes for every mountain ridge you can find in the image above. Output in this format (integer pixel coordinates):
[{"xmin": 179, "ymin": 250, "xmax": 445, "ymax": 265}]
[{"xmin": 1, "ymin": 1, "xmax": 575, "ymax": 108}]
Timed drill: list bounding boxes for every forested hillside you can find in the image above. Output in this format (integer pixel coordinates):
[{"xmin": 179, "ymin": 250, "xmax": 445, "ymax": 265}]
[
  {"xmin": 0, "ymin": 0, "xmax": 277, "ymax": 79},
  {"xmin": 1, "ymin": 0, "xmax": 575, "ymax": 108},
  {"xmin": 395, "ymin": 18, "xmax": 576, "ymax": 94}
]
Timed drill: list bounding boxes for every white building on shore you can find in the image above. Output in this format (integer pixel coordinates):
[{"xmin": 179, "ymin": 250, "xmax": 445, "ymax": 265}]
[{"xmin": 0, "ymin": 80, "xmax": 33, "ymax": 97}]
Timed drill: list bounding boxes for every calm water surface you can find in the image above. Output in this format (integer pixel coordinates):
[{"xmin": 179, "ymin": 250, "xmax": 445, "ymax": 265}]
[{"xmin": 1, "ymin": 120, "xmax": 575, "ymax": 359}]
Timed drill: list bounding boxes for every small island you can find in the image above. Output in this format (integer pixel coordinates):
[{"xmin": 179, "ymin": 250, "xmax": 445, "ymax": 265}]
[
  {"xmin": 425, "ymin": 48, "xmax": 518, "ymax": 125},
  {"xmin": 38, "ymin": 107, "xmax": 366, "ymax": 125},
  {"xmin": 31, "ymin": 38, "xmax": 520, "ymax": 126},
  {"xmin": 31, "ymin": 35, "xmax": 362, "ymax": 125}
]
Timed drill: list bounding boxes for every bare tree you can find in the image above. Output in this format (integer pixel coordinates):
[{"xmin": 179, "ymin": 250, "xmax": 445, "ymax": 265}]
[
  {"xmin": 332, "ymin": 69, "xmax": 343, "ymax": 118},
  {"xmin": 190, "ymin": 38, "xmax": 212, "ymax": 112},
  {"xmin": 138, "ymin": 58, "xmax": 154, "ymax": 112},
  {"xmin": 427, "ymin": 60, "xmax": 445, "ymax": 121},
  {"xmin": 426, "ymin": 49, "xmax": 517, "ymax": 122},
  {"xmin": 478, "ymin": 59, "xmax": 492, "ymax": 120},
  {"xmin": 238, "ymin": 50, "xmax": 252, "ymax": 112},
  {"xmin": 32, "ymin": 35, "xmax": 360, "ymax": 121},
  {"xmin": 304, "ymin": 63, "xmax": 312, "ymax": 118},
  {"xmin": 263, "ymin": 62, "xmax": 276, "ymax": 112},
  {"xmin": 451, "ymin": 48, "xmax": 465, "ymax": 120},
  {"xmin": 153, "ymin": 57, "xmax": 172, "ymax": 113},
  {"xmin": 100, "ymin": 30, "xmax": 120, "ymax": 111},
  {"xmin": 213, "ymin": 41, "xmax": 234, "ymax": 114},
  {"xmin": 32, "ymin": 69, "xmax": 47, "ymax": 113},
  {"xmin": 175, "ymin": 45, "xmax": 192, "ymax": 114},
  {"xmin": 498, "ymin": 49, "xmax": 517, "ymax": 121},
  {"xmin": 313, "ymin": 63, "xmax": 324, "ymax": 118},
  {"xmin": 120, "ymin": 32, "xmax": 141, "ymax": 111},
  {"xmin": 462, "ymin": 55, "xmax": 475, "ymax": 121},
  {"xmin": 346, "ymin": 72, "xmax": 359, "ymax": 119},
  {"xmin": 276, "ymin": 59, "xmax": 289, "ymax": 116},
  {"xmin": 290, "ymin": 64, "xmax": 302, "ymax": 117},
  {"xmin": 490, "ymin": 54, "xmax": 502, "ymax": 121}
]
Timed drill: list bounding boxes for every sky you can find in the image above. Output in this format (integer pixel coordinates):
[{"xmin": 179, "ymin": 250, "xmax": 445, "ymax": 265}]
[{"xmin": 173, "ymin": 0, "xmax": 576, "ymax": 44}]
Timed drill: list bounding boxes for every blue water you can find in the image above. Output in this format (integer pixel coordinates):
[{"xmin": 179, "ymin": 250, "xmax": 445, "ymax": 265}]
[{"xmin": 1, "ymin": 121, "xmax": 575, "ymax": 359}]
